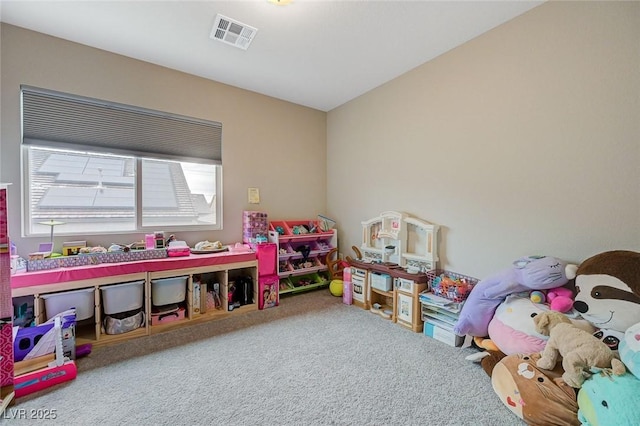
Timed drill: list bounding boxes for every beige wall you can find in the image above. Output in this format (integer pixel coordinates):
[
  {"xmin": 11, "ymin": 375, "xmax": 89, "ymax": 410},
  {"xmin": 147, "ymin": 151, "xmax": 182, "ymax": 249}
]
[
  {"xmin": 327, "ymin": 1, "xmax": 640, "ymax": 278},
  {"xmin": 2, "ymin": 2, "xmax": 639, "ymax": 277},
  {"xmin": 0, "ymin": 24, "xmax": 327, "ymax": 254}
]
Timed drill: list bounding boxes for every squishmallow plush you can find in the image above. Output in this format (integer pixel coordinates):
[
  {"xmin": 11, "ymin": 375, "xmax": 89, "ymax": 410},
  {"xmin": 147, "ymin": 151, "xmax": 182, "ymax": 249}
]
[
  {"xmin": 593, "ymin": 328, "xmax": 625, "ymax": 351},
  {"xmin": 577, "ymin": 371, "xmax": 640, "ymax": 426},
  {"xmin": 454, "ymin": 256, "xmax": 577, "ymax": 337},
  {"xmin": 491, "ymin": 353, "xmax": 579, "ymax": 425},
  {"xmin": 487, "ymin": 294, "xmax": 594, "ymax": 356},
  {"xmin": 619, "ymin": 321, "xmax": 640, "ymax": 380},
  {"xmin": 573, "ymin": 250, "xmax": 640, "ymax": 333}
]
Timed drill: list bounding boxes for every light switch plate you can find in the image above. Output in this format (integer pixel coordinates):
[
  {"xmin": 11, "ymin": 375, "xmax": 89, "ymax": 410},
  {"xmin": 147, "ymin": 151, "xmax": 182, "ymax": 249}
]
[{"xmin": 248, "ymin": 187, "xmax": 260, "ymax": 204}]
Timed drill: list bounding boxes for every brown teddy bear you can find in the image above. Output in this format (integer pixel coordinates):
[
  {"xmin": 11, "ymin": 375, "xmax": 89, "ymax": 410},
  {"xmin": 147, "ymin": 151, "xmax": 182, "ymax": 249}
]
[{"xmin": 534, "ymin": 310, "xmax": 625, "ymax": 388}]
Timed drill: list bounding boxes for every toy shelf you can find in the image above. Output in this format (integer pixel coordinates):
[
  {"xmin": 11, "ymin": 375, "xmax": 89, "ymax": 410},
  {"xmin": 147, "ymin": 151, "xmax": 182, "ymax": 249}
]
[
  {"xmin": 11, "ymin": 254, "xmax": 258, "ymax": 350},
  {"xmin": 279, "ymin": 272, "xmax": 330, "ymax": 295},
  {"xmin": 268, "ymin": 221, "xmax": 337, "ymax": 295}
]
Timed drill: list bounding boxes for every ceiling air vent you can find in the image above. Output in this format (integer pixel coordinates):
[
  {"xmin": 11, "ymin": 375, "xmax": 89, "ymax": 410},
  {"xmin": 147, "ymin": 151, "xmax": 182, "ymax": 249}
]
[{"xmin": 210, "ymin": 14, "xmax": 258, "ymax": 50}]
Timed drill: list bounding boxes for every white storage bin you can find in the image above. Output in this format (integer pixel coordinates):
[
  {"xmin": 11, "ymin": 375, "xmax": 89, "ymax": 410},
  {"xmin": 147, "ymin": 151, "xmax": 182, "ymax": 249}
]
[
  {"xmin": 370, "ymin": 272, "xmax": 392, "ymax": 292},
  {"xmin": 101, "ymin": 280, "xmax": 145, "ymax": 315},
  {"xmin": 42, "ymin": 288, "xmax": 95, "ymax": 321},
  {"xmin": 151, "ymin": 276, "xmax": 188, "ymax": 306},
  {"xmin": 423, "ymin": 319, "xmax": 472, "ymax": 348}
]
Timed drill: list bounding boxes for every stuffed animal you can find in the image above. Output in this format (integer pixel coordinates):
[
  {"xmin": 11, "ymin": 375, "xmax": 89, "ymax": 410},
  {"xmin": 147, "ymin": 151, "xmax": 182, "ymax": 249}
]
[
  {"xmin": 546, "ymin": 286, "xmax": 574, "ymax": 313},
  {"xmin": 593, "ymin": 328, "xmax": 625, "ymax": 351},
  {"xmin": 487, "ymin": 294, "xmax": 594, "ymax": 356},
  {"xmin": 573, "ymin": 250, "xmax": 640, "ymax": 333},
  {"xmin": 491, "ymin": 352, "xmax": 580, "ymax": 425},
  {"xmin": 466, "ymin": 337, "xmax": 509, "ymax": 378},
  {"xmin": 529, "ymin": 286, "xmax": 574, "ymax": 312},
  {"xmin": 619, "ymin": 321, "xmax": 640, "ymax": 380},
  {"xmin": 577, "ymin": 371, "xmax": 640, "ymax": 426},
  {"xmin": 534, "ymin": 311, "xmax": 626, "ymax": 388},
  {"xmin": 454, "ymin": 255, "xmax": 578, "ymax": 337}
]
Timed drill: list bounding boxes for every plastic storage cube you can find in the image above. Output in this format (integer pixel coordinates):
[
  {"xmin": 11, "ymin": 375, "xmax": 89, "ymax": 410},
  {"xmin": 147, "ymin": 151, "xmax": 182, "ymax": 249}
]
[
  {"xmin": 370, "ymin": 272, "xmax": 392, "ymax": 292},
  {"xmin": 42, "ymin": 287, "xmax": 95, "ymax": 321},
  {"xmin": 101, "ymin": 280, "xmax": 145, "ymax": 314},
  {"xmin": 258, "ymin": 275, "xmax": 279, "ymax": 310},
  {"xmin": 285, "ymin": 220, "xmax": 321, "ymax": 235},
  {"xmin": 151, "ymin": 276, "xmax": 188, "ymax": 306},
  {"xmin": 256, "ymin": 243, "xmax": 277, "ymax": 277},
  {"xmin": 269, "ymin": 221, "xmax": 291, "ymax": 237}
]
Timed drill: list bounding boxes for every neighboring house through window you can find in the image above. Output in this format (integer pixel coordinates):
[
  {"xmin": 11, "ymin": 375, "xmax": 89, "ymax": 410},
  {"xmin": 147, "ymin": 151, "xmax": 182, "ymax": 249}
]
[{"xmin": 21, "ymin": 86, "xmax": 222, "ymax": 237}]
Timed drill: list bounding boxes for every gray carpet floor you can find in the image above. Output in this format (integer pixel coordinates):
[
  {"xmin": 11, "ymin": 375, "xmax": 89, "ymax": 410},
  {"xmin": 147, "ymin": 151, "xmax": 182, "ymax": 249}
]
[{"xmin": 6, "ymin": 289, "xmax": 524, "ymax": 425}]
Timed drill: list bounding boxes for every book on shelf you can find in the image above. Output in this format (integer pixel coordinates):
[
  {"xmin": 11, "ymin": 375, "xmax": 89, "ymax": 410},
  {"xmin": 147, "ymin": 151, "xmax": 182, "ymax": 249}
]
[{"xmin": 419, "ymin": 292, "xmax": 464, "ymax": 313}]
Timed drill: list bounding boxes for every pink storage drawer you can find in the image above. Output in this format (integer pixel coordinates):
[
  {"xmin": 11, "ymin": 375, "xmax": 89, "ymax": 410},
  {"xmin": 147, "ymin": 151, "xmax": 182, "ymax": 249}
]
[{"xmin": 255, "ymin": 243, "xmax": 277, "ymax": 277}]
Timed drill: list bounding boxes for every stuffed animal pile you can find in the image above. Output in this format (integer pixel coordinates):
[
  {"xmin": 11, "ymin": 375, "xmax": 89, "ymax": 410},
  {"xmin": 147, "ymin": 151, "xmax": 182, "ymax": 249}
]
[
  {"xmin": 460, "ymin": 250, "xmax": 640, "ymax": 425},
  {"xmin": 454, "ymin": 255, "xmax": 578, "ymax": 337}
]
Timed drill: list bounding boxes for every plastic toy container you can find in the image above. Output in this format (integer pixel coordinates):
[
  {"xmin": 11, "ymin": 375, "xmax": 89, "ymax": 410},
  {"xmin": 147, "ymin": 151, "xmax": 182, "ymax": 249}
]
[
  {"xmin": 269, "ymin": 221, "xmax": 291, "ymax": 236},
  {"xmin": 101, "ymin": 280, "xmax": 145, "ymax": 315},
  {"xmin": 426, "ymin": 269, "xmax": 478, "ymax": 302},
  {"xmin": 370, "ymin": 272, "xmax": 392, "ymax": 292},
  {"xmin": 151, "ymin": 276, "xmax": 188, "ymax": 306},
  {"xmin": 42, "ymin": 288, "xmax": 95, "ymax": 321},
  {"xmin": 284, "ymin": 220, "xmax": 320, "ymax": 235}
]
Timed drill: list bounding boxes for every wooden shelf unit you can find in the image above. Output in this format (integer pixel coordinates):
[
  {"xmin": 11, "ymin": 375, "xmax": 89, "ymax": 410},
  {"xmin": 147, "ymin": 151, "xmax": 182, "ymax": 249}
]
[{"xmin": 11, "ymin": 256, "xmax": 258, "ymax": 349}]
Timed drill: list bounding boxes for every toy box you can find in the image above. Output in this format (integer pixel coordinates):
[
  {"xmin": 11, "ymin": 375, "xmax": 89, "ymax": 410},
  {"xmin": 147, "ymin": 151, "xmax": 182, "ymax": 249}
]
[
  {"xmin": 151, "ymin": 276, "xmax": 187, "ymax": 306},
  {"xmin": 167, "ymin": 240, "xmax": 190, "ymax": 257},
  {"xmin": 243, "ymin": 211, "xmax": 269, "ymax": 244},
  {"xmin": 13, "ymin": 309, "xmax": 76, "ymax": 362},
  {"xmin": 424, "ymin": 318, "xmax": 472, "ymax": 348},
  {"xmin": 151, "ymin": 307, "xmax": 185, "ymax": 325},
  {"xmin": 370, "ymin": 272, "xmax": 392, "ymax": 292},
  {"xmin": 101, "ymin": 280, "xmax": 144, "ymax": 315},
  {"xmin": 259, "ymin": 276, "xmax": 279, "ymax": 310},
  {"xmin": 193, "ymin": 281, "xmax": 208, "ymax": 314},
  {"xmin": 41, "ymin": 288, "xmax": 94, "ymax": 321},
  {"xmin": 426, "ymin": 269, "xmax": 478, "ymax": 303}
]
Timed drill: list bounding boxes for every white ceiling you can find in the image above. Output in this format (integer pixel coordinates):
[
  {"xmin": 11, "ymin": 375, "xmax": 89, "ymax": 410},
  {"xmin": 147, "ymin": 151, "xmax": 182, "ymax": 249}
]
[{"xmin": 0, "ymin": 0, "xmax": 543, "ymax": 112}]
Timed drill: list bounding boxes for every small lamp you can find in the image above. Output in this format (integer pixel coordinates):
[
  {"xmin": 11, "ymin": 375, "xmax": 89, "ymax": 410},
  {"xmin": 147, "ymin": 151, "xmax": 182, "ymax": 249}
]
[{"xmin": 38, "ymin": 220, "xmax": 65, "ymax": 245}]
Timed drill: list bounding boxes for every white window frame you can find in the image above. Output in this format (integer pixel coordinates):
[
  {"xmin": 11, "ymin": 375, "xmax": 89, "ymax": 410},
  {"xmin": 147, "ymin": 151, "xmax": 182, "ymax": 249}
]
[
  {"xmin": 20, "ymin": 86, "xmax": 223, "ymax": 238},
  {"xmin": 22, "ymin": 147, "xmax": 223, "ymax": 237}
]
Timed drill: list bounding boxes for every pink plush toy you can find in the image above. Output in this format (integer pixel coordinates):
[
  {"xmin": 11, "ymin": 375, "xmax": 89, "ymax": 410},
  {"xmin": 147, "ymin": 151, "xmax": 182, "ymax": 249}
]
[{"xmin": 546, "ymin": 286, "xmax": 574, "ymax": 313}]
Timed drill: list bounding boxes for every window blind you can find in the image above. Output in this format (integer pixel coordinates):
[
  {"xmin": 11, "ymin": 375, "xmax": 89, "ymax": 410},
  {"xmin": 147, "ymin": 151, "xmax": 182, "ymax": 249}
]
[{"xmin": 21, "ymin": 86, "xmax": 222, "ymax": 164}]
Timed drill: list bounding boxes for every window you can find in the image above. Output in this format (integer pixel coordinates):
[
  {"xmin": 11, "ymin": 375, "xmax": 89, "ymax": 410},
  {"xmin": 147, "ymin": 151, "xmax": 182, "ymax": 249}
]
[{"xmin": 21, "ymin": 86, "xmax": 222, "ymax": 237}]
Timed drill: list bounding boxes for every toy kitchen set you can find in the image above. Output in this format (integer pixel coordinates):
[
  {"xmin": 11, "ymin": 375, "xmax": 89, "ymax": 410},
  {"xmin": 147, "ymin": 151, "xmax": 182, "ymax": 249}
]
[{"xmin": 349, "ymin": 211, "xmax": 439, "ymax": 333}]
